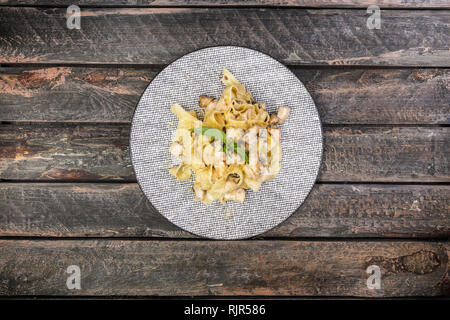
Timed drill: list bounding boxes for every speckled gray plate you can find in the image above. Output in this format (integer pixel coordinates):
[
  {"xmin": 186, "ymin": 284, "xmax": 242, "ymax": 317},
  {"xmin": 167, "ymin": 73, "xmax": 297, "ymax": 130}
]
[{"xmin": 130, "ymin": 46, "xmax": 322, "ymax": 239}]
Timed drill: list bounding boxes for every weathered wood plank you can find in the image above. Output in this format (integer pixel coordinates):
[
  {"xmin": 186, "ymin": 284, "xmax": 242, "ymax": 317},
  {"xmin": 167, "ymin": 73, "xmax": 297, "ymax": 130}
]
[
  {"xmin": 1, "ymin": 67, "xmax": 448, "ymax": 124},
  {"xmin": 0, "ymin": 240, "xmax": 448, "ymax": 296},
  {"xmin": 0, "ymin": 124, "xmax": 133, "ymax": 181},
  {"xmin": 0, "ymin": 67, "xmax": 157, "ymax": 123},
  {"xmin": 320, "ymin": 127, "xmax": 449, "ymax": 182},
  {"xmin": 1, "ymin": 0, "xmax": 449, "ymax": 8},
  {"xmin": 0, "ymin": 183, "xmax": 448, "ymax": 238},
  {"xmin": 0, "ymin": 8, "xmax": 449, "ymax": 66},
  {"xmin": 0, "ymin": 125, "xmax": 448, "ymax": 182}
]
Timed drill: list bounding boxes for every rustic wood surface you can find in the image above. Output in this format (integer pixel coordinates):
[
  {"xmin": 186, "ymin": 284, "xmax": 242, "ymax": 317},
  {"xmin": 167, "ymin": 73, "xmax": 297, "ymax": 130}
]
[
  {"xmin": 0, "ymin": 2, "xmax": 448, "ymax": 298},
  {"xmin": 0, "ymin": 183, "xmax": 448, "ymax": 238},
  {"xmin": 0, "ymin": 240, "xmax": 448, "ymax": 296},
  {"xmin": 0, "ymin": 8, "xmax": 449, "ymax": 66},
  {"xmin": 0, "ymin": 124, "xmax": 448, "ymax": 182},
  {"xmin": 1, "ymin": 67, "xmax": 448, "ymax": 124},
  {"xmin": 1, "ymin": 0, "xmax": 449, "ymax": 8}
]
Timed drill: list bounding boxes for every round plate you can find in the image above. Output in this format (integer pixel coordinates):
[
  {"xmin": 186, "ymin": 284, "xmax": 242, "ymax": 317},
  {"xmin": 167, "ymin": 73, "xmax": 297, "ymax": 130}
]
[{"xmin": 130, "ymin": 46, "xmax": 322, "ymax": 239}]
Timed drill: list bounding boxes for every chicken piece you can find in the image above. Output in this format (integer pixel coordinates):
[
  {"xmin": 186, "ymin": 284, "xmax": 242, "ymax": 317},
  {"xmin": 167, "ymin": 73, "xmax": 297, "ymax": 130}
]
[
  {"xmin": 212, "ymin": 140, "xmax": 226, "ymax": 166},
  {"xmin": 277, "ymin": 106, "xmax": 290, "ymax": 124},
  {"xmin": 203, "ymin": 141, "xmax": 226, "ymax": 167},
  {"xmin": 193, "ymin": 184, "xmax": 206, "ymax": 201},
  {"xmin": 224, "ymin": 180, "xmax": 238, "ymax": 193},
  {"xmin": 258, "ymin": 128, "xmax": 269, "ymax": 165},
  {"xmin": 202, "ymin": 144, "xmax": 215, "ymax": 166},
  {"xmin": 248, "ymin": 125, "xmax": 261, "ymax": 135},
  {"xmin": 226, "ymin": 152, "xmax": 244, "ymax": 165},
  {"xmin": 199, "ymin": 95, "xmax": 216, "ymax": 108},
  {"xmin": 214, "ymin": 151, "xmax": 226, "ymax": 167},
  {"xmin": 214, "ymin": 99, "xmax": 228, "ymax": 112},
  {"xmin": 243, "ymin": 125, "xmax": 260, "ymax": 144},
  {"xmin": 224, "ymin": 188, "xmax": 246, "ymax": 202},
  {"xmin": 243, "ymin": 163, "xmax": 261, "ymax": 180},
  {"xmin": 260, "ymin": 166, "xmax": 274, "ymax": 182},
  {"xmin": 243, "ymin": 125, "xmax": 261, "ymax": 167},
  {"xmin": 268, "ymin": 126, "xmax": 281, "ymax": 150},
  {"xmin": 169, "ymin": 142, "xmax": 183, "ymax": 157},
  {"xmin": 268, "ymin": 126, "xmax": 281, "ymax": 139},
  {"xmin": 226, "ymin": 127, "xmax": 244, "ymax": 141},
  {"xmin": 260, "ymin": 165, "xmax": 270, "ymax": 178}
]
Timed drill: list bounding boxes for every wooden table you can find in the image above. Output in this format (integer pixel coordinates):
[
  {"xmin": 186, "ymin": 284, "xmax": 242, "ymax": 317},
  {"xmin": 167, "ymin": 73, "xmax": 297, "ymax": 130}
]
[{"xmin": 0, "ymin": 1, "xmax": 449, "ymax": 298}]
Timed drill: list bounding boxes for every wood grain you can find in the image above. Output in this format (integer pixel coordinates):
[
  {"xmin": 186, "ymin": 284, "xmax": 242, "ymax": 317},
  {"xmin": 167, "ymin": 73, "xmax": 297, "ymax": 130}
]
[
  {"xmin": 0, "ymin": 124, "xmax": 133, "ymax": 181},
  {"xmin": 1, "ymin": 0, "xmax": 449, "ymax": 8},
  {"xmin": 0, "ymin": 8, "xmax": 449, "ymax": 66},
  {"xmin": 0, "ymin": 183, "xmax": 448, "ymax": 238},
  {"xmin": 1, "ymin": 67, "xmax": 448, "ymax": 124},
  {"xmin": 0, "ymin": 124, "xmax": 448, "ymax": 182},
  {"xmin": 321, "ymin": 127, "xmax": 449, "ymax": 183},
  {"xmin": 0, "ymin": 240, "xmax": 448, "ymax": 296}
]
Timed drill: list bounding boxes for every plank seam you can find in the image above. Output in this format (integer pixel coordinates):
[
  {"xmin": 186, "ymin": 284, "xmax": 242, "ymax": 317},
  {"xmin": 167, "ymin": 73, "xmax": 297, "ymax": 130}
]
[
  {"xmin": 1, "ymin": 5, "xmax": 450, "ymax": 10},
  {"xmin": 1, "ymin": 63, "xmax": 449, "ymax": 69},
  {"xmin": 0, "ymin": 237, "xmax": 447, "ymax": 241}
]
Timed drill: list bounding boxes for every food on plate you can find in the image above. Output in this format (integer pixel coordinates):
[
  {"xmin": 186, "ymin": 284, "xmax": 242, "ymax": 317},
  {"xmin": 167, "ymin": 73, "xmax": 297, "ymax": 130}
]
[{"xmin": 169, "ymin": 69, "xmax": 290, "ymax": 204}]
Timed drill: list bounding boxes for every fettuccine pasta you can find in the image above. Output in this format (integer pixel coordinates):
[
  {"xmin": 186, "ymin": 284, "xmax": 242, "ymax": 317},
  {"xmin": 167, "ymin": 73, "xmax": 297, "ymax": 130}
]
[{"xmin": 169, "ymin": 69, "xmax": 290, "ymax": 204}]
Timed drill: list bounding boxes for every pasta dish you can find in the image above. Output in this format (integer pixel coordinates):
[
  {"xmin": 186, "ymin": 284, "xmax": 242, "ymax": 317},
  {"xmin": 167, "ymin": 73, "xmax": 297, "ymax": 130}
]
[{"xmin": 169, "ymin": 69, "xmax": 290, "ymax": 204}]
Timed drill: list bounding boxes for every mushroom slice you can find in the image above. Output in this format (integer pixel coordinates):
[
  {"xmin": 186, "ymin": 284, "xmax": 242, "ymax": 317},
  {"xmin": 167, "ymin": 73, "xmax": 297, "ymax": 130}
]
[
  {"xmin": 169, "ymin": 142, "xmax": 183, "ymax": 157},
  {"xmin": 199, "ymin": 95, "xmax": 216, "ymax": 108},
  {"xmin": 193, "ymin": 184, "xmax": 206, "ymax": 201},
  {"xmin": 269, "ymin": 114, "xmax": 279, "ymax": 125},
  {"xmin": 276, "ymin": 106, "xmax": 290, "ymax": 124}
]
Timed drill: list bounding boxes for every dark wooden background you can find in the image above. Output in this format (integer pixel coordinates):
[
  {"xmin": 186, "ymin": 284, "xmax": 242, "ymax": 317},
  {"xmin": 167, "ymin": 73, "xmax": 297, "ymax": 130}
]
[{"xmin": 0, "ymin": 1, "xmax": 449, "ymax": 297}]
